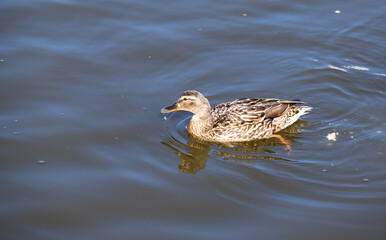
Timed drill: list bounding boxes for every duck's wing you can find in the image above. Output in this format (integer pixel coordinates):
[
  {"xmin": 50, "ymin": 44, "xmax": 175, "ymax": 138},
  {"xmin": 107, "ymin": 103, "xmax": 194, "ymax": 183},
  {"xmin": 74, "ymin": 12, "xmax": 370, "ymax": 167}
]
[{"xmin": 212, "ymin": 98, "xmax": 304, "ymax": 127}]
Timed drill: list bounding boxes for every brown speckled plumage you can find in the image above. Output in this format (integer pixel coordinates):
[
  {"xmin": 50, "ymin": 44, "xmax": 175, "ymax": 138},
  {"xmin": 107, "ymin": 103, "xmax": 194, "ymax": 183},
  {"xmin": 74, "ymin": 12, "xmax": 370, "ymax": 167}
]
[{"xmin": 161, "ymin": 90, "xmax": 312, "ymax": 142}]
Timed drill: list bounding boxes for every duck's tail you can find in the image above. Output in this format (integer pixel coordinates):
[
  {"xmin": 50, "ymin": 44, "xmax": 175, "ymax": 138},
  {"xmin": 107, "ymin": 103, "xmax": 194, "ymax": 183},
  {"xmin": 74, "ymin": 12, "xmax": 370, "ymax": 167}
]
[
  {"xmin": 298, "ymin": 106, "xmax": 313, "ymax": 116},
  {"xmin": 279, "ymin": 106, "xmax": 312, "ymax": 130}
]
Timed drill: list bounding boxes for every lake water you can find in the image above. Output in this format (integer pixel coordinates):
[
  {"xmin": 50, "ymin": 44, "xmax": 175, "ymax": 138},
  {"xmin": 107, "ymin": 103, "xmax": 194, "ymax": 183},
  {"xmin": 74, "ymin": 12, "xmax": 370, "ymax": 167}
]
[{"xmin": 1, "ymin": 0, "xmax": 385, "ymax": 239}]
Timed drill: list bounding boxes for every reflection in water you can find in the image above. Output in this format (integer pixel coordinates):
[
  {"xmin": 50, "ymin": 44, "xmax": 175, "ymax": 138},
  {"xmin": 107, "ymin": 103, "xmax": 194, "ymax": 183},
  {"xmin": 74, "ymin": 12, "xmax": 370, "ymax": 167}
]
[
  {"xmin": 161, "ymin": 121, "xmax": 308, "ymax": 174},
  {"xmin": 161, "ymin": 135, "xmax": 211, "ymax": 174}
]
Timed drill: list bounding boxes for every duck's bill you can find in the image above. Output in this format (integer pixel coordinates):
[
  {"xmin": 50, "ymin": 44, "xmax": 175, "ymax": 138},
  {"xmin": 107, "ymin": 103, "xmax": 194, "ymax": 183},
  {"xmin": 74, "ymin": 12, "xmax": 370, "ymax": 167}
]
[{"xmin": 161, "ymin": 103, "xmax": 181, "ymax": 113}]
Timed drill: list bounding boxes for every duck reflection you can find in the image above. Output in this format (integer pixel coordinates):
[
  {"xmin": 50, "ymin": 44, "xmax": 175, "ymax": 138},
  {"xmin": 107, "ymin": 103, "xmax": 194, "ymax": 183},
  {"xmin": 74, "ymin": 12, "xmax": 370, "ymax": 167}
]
[
  {"xmin": 161, "ymin": 120, "xmax": 307, "ymax": 174},
  {"xmin": 161, "ymin": 135, "xmax": 210, "ymax": 174}
]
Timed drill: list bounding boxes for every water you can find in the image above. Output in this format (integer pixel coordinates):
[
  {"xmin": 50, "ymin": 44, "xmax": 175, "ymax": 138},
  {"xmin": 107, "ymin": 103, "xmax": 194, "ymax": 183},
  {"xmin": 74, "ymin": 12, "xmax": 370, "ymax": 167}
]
[{"xmin": 1, "ymin": 0, "xmax": 385, "ymax": 239}]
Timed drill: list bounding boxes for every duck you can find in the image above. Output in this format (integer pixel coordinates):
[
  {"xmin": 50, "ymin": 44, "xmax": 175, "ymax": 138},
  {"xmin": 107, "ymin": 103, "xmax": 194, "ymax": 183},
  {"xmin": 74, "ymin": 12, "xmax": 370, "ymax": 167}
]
[{"xmin": 161, "ymin": 90, "xmax": 311, "ymax": 150}]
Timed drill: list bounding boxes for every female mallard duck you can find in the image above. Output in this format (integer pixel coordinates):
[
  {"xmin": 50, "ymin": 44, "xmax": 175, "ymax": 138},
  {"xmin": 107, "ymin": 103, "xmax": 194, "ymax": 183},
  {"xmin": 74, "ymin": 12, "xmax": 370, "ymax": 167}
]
[{"xmin": 161, "ymin": 90, "xmax": 311, "ymax": 149}]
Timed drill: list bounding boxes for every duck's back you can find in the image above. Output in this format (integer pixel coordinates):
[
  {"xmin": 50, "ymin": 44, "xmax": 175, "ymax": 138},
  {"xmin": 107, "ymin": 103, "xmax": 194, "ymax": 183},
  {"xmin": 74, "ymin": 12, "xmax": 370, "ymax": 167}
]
[{"xmin": 208, "ymin": 98, "xmax": 309, "ymax": 141}]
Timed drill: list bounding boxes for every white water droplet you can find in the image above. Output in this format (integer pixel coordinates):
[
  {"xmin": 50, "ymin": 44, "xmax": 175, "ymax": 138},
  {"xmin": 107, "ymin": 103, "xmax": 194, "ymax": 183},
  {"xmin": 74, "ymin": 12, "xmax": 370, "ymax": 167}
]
[{"xmin": 327, "ymin": 132, "xmax": 337, "ymax": 141}]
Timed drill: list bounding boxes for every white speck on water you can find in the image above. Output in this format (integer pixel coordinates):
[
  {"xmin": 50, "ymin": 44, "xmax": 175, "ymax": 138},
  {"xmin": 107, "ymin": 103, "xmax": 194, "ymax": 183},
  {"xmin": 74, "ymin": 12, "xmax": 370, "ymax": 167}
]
[
  {"xmin": 362, "ymin": 178, "xmax": 369, "ymax": 182},
  {"xmin": 0, "ymin": 59, "xmax": 4, "ymax": 62},
  {"xmin": 377, "ymin": 130, "xmax": 382, "ymax": 134},
  {"xmin": 13, "ymin": 131, "xmax": 18, "ymax": 135},
  {"xmin": 322, "ymin": 169, "xmax": 327, "ymax": 172},
  {"xmin": 3, "ymin": 126, "xmax": 6, "ymax": 129},
  {"xmin": 14, "ymin": 119, "xmax": 19, "ymax": 123},
  {"xmin": 114, "ymin": 137, "xmax": 119, "ymax": 140},
  {"xmin": 374, "ymin": 73, "xmax": 386, "ymax": 77},
  {"xmin": 38, "ymin": 160, "xmax": 45, "ymax": 164},
  {"xmin": 355, "ymin": 168, "xmax": 359, "ymax": 171},
  {"xmin": 334, "ymin": 10, "xmax": 341, "ymax": 14},
  {"xmin": 327, "ymin": 132, "xmax": 337, "ymax": 141},
  {"xmin": 330, "ymin": 163, "xmax": 334, "ymax": 167},
  {"xmin": 350, "ymin": 136, "xmax": 354, "ymax": 139},
  {"xmin": 243, "ymin": 13, "xmax": 247, "ymax": 16},
  {"xmin": 163, "ymin": 116, "xmax": 168, "ymax": 120},
  {"xmin": 344, "ymin": 65, "xmax": 369, "ymax": 71},
  {"xmin": 148, "ymin": 56, "xmax": 152, "ymax": 59},
  {"xmin": 328, "ymin": 65, "xmax": 347, "ymax": 72},
  {"xmin": 198, "ymin": 28, "xmax": 203, "ymax": 31},
  {"xmin": 142, "ymin": 107, "xmax": 146, "ymax": 111}
]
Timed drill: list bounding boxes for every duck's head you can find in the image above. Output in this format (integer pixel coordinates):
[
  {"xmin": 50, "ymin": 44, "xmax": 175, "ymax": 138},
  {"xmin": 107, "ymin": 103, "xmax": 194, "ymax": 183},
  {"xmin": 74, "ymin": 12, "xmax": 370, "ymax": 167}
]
[{"xmin": 161, "ymin": 90, "xmax": 211, "ymax": 117}]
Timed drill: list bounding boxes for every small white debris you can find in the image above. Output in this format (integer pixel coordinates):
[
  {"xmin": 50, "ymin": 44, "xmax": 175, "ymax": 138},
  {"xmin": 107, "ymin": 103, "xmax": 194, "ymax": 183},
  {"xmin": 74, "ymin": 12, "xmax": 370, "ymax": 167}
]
[
  {"xmin": 327, "ymin": 132, "xmax": 337, "ymax": 141},
  {"xmin": 344, "ymin": 65, "xmax": 369, "ymax": 71},
  {"xmin": 0, "ymin": 59, "xmax": 4, "ymax": 62},
  {"xmin": 377, "ymin": 130, "xmax": 382, "ymax": 134},
  {"xmin": 38, "ymin": 160, "xmax": 45, "ymax": 164},
  {"xmin": 328, "ymin": 65, "xmax": 347, "ymax": 72},
  {"xmin": 243, "ymin": 13, "xmax": 247, "ymax": 16},
  {"xmin": 322, "ymin": 169, "xmax": 327, "ymax": 172},
  {"xmin": 148, "ymin": 56, "xmax": 152, "ymax": 59},
  {"xmin": 335, "ymin": 10, "xmax": 341, "ymax": 14},
  {"xmin": 362, "ymin": 178, "xmax": 369, "ymax": 182}
]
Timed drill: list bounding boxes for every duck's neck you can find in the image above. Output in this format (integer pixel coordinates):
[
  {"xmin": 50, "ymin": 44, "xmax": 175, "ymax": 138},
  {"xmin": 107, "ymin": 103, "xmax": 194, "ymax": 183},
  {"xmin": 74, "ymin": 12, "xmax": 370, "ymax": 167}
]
[{"xmin": 188, "ymin": 109, "xmax": 213, "ymax": 137}]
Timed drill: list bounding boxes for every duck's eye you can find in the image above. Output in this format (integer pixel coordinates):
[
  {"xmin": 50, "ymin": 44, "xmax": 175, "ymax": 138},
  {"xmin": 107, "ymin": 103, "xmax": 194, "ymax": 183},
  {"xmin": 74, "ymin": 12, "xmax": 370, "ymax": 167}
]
[{"xmin": 183, "ymin": 98, "xmax": 188, "ymax": 101}]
